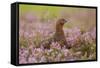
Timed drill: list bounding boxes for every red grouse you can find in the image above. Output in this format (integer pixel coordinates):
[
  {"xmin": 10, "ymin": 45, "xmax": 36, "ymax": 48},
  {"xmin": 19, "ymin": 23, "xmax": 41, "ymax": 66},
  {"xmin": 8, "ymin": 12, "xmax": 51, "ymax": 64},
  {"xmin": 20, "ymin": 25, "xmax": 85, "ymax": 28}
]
[{"xmin": 38, "ymin": 18, "xmax": 71, "ymax": 49}]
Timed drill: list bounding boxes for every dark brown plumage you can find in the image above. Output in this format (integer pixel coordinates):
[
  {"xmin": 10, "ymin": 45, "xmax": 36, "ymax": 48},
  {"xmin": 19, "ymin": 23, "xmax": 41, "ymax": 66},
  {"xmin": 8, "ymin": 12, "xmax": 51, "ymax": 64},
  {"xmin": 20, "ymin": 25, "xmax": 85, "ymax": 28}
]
[{"xmin": 39, "ymin": 18, "xmax": 71, "ymax": 49}]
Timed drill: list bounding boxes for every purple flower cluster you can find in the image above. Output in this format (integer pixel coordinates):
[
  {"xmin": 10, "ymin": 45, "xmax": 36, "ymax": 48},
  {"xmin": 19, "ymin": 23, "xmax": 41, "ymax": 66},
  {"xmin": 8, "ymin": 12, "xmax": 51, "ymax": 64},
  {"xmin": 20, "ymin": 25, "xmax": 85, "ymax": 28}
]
[
  {"xmin": 19, "ymin": 41, "xmax": 78, "ymax": 63},
  {"xmin": 81, "ymin": 27, "xmax": 96, "ymax": 45},
  {"xmin": 64, "ymin": 27, "xmax": 81, "ymax": 47},
  {"xmin": 19, "ymin": 16, "xmax": 96, "ymax": 64}
]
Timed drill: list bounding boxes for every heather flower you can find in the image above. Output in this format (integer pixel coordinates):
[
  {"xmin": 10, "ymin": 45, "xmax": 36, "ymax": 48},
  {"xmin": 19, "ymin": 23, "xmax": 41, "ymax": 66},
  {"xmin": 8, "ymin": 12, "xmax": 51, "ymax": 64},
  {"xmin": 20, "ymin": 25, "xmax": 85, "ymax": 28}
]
[
  {"xmin": 19, "ymin": 11, "xmax": 96, "ymax": 64},
  {"xmin": 19, "ymin": 48, "xmax": 28, "ymax": 58},
  {"xmin": 28, "ymin": 56, "xmax": 38, "ymax": 63},
  {"xmin": 19, "ymin": 57, "xmax": 27, "ymax": 64},
  {"xmin": 90, "ymin": 27, "xmax": 96, "ymax": 41},
  {"xmin": 81, "ymin": 32, "xmax": 93, "ymax": 44},
  {"xmin": 40, "ymin": 56, "xmax": 47, "ymax": 62},
  {"xmin": 62, "ymin": 49, "xmax": 70, "ymax": 57},
  {"xmin": 50, "ymin": 42, "xmax": 61, "ymax": 50},
  {"xmin": 65, "ymin": 27, "xmax": 81, "ymax": 47}
]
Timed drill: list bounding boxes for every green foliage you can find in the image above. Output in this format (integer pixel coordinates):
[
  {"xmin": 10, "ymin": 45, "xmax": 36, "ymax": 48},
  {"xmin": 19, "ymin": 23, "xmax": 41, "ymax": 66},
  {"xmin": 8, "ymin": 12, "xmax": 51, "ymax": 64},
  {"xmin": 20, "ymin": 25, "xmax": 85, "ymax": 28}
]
[
  {"xmin": 70, "ymin": 42, "xmax": 96, "ymax": 60},
  {"xmin": 19, "ymin": 37, "xmax": 28, "ymax": 48},
  {"xmin": 33, "ymin": 32, "xmax": 42, "ymax": 48}
]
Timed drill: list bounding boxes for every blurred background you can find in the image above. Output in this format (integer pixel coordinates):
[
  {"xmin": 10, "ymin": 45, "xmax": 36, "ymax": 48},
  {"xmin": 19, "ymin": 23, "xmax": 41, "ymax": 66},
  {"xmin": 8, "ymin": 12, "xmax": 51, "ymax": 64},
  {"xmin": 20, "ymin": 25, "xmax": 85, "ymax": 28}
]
[{"xmin": 19, "ymin": 4, "xmax": 96, "ymax": 32}]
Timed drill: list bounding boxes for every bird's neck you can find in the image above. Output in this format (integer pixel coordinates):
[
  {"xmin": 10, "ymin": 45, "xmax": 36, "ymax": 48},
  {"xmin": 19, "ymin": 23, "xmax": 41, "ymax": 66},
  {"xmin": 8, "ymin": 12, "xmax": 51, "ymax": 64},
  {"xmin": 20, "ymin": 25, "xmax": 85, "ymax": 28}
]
[{"xmin": 56, "ymin": 25, "xmax": 64, "ymax": 36}]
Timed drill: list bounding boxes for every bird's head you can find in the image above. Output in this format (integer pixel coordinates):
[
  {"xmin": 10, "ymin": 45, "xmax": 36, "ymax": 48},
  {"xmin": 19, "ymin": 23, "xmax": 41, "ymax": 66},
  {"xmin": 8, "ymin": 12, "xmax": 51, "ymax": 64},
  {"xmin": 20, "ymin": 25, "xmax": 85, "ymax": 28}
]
[
  {"xmin": 56, "ymin": 18, "xmax": 68, "ymax": 31},
  {"xmin": 56, "ymin": 18, "xmax": 68, "ymax": 26}
]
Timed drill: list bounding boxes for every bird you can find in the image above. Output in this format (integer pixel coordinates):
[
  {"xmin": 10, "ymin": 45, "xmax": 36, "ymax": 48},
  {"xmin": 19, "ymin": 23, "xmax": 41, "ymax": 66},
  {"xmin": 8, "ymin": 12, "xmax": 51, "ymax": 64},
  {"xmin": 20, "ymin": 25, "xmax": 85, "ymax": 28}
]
[{"xmin": 38, "ymin": 18, "xmax": 71, "ymax": 49}]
